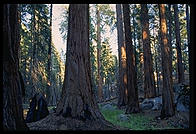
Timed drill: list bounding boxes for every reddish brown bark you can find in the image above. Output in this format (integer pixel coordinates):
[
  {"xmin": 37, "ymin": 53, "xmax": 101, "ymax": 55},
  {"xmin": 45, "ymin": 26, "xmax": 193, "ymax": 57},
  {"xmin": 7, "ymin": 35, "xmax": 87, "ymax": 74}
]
[
  {"xmin": 167, "ymin": 4, "xmax": 174, "ymax": 83},
  {"xmin": 55, "ymin": 5, "xmax": 117, "ymax": 129},
  {"xmin": 140, "ymin": 4, "xmax": 156, "ymax": 98},
  {"xmin": 122, "ymin": 4, "xmax": 139, "ymax": 114},
  {"xmin": 186, "ymin": 4, "xmax": 190, "ymax": 74},
  {"xmin": 173, "ymin": 4, "xmax": 185, "ymax": 84},
  {"xmin": 3, "ymin": 4, "xmax": 28, "ymax": 130},
  {"xmin": 116, "ymin": 4, "xmax": 128, "ymax": 108},
  {"xmin": 159, "ymin": 4, "xmax": 175, "ymax": 118}
]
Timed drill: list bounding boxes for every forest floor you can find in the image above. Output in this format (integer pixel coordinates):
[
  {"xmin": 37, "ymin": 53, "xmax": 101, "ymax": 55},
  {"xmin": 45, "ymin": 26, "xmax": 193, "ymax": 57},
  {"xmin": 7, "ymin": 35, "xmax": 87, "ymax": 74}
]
[
  {"xmin": 99, "ymin": 97, "xmax": 190, "ymax": 130},
  {"xmin": 23, "ymin": 97, "xmax": 189, "ymax": 130}
]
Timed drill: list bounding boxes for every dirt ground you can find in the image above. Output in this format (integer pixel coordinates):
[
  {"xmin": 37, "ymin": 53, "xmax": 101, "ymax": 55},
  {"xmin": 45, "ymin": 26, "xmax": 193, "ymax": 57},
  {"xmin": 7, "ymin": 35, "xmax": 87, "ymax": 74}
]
[
  {"xmin": 99, "ymin": 97, "xmax": 190, "ymax": 130},
  {"xmin": 24, "ymin": 97, "xmax": 190, "ymax": 130},
  {"xmin": 140, "ymin": 109, "xmax": 190, "ymax": 129}
]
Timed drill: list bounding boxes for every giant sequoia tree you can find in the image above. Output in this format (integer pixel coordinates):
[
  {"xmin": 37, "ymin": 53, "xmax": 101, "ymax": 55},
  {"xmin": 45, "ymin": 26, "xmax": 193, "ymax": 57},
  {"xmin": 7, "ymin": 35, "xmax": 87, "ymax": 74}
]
[
  {"xmin": 96, "ymin": 5, "xmax": 104, "ymax": 102},
  {"xmin": 123, "ymin": 4, "xmax": 139, "ymax": 114},
  {"xmin": 186, "ymin": 4, "xmax": 190, "ymax": 68},
  {"xmin": 3, "ymin": 4, "xmax": 28, "ymax": 130},
  {"xmin": 116, "ymin": 4, "xmax": 128, "ymax": 108},
  {"xmin": 159, "ymin": 4, "xmax": 175, "ymax": 118},
  {"xmin": 47, "ymin": 4, "xmax": 57, "ymax": 106},
  {"xmin": 55, "ymin": 4, "xmax": 117, "ymax": 130},
  {"xmin": 173, "ymin": 4, "xmax": 185, "ymax": 84},
  {"xmin": 167, "ymin": 4, "xmax": 173, "ymax": 79},
  {"xmin": 140, "ymin": 4, "xmax": 156, "ymax": 98}
]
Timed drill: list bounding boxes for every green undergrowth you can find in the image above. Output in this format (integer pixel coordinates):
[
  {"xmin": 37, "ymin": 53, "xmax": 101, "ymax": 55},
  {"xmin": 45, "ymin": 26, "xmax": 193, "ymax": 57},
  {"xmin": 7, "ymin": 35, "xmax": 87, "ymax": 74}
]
[
  {"xmin": 101, "ymin": 109, "xmax": 152, "ymax": 130},
  {"xmin": 99, "ymin": 105, "xmax": 176, "ymax": 130},
  {"xmin": 48, "ymin": 106, "xmax": 56, "ymax": 110}
]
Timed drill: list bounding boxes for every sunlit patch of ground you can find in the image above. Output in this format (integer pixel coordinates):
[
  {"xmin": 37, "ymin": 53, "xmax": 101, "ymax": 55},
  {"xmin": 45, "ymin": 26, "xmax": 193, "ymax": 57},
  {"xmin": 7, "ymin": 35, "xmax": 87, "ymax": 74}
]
[
  {"xmin": 23, "ymin": 102, "xmax": 189, "ymax": 130},
  {"xmin": 100, "ymin": 104, "xmax": 189, "ymax": 130}
]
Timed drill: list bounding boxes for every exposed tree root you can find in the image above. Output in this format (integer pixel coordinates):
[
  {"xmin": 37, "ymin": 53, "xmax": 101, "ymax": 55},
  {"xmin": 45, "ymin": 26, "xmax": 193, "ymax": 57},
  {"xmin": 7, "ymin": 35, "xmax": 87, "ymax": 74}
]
[{"xmin": 27, "ymin": 113, "xmax": 128, "ymax": 130}]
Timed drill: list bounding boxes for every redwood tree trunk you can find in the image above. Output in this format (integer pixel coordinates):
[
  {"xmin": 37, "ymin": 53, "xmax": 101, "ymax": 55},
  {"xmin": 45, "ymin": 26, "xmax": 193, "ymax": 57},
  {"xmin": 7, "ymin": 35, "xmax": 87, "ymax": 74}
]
[
  {"xmin": 122, "ymin": 4, "xmax": 139, "ymax": 114},
  {"xmin": 47, "ymin": 4, "xmax": 56, "ymax": 106},
  {"xmin": 173, "ymin": 4, "xmax": 185, "ymax": 84},
  {"xmin": 96, "ymin": 5, "xmax": 103, "ymax": 102},
  {"xmin": 55, "ymin": 4, "xmax": 116, "ymax": 129},
  {"xmin": 3, "ymin": 4, "xmax": 28, "ymax": 130},
  {"xmin": 159, "ymin": 4, "xmax": 175, "ymax": 118},
  {"xmin": 186, "ymin": 4, "xmax": 190, "ymax": 73},
  {"xmin": 30, "ymin": 5, "xmax": 36, "ymax": 98},
  {"xmin": 140, "ymin": 4, "xmax": 156, "ymax": 98},
  {"xmin": 152, "ymin": 18, "xmax": 160, "ymax": 96},
  {"xmin": 167, "ymin": 4, "xmax": 174, "ymax": 82},
  {"xmin": 116, "ymin": 4, "xmax": 128, "ymax": 108}
]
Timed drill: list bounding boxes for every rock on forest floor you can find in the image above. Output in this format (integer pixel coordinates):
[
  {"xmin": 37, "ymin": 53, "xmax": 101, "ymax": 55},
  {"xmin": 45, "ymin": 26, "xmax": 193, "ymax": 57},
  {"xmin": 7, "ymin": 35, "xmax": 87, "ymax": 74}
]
[{"xmin": 24, "ymin": 97, "xmax": 190, "ymax": 130}]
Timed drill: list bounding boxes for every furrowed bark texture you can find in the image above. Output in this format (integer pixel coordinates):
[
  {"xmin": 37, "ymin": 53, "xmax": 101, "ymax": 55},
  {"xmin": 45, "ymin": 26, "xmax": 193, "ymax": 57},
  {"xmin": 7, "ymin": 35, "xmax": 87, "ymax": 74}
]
[
  {"xmin": 159, "ymin": 4, "xmax": 175, "ymax": 118},
  {"xmin": 122, "ymin": 4, "xmax": 139, "ymax": 114},
  {"xmin": 116, "ymin": 4, "xmax": 128, "ymax": 108},
  {"xmin": 140, "ymin": 4, "xmax": 156, "ymax": 98},
  {"xmin": 3, "ymin": 4, "xmax": 28, "ymax": 130},
  {"xmin": 173, "ymin": 4, "xmax": 185, "ymax": 84},
  {"xmin": 56, "ymin": 4, "xmax": 105, "ymax": 122}
]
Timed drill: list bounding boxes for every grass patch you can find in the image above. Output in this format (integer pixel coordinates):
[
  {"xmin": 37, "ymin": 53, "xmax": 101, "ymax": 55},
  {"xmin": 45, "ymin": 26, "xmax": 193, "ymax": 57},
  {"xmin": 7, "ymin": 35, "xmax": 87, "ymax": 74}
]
[
  {"xmin": 100, "ymin": 106, "xmax": 179, "ymax": 130},
  {"xmin": 99, "ymin": 104, "xmax": 179, "ymax": 130},
  {"xmin": 48, "ymin": 106, "xmax": 56, "ymax": 110},
  {"xmin": 100, "ymin": 107, "xmax": 154, "ymax": 130}
]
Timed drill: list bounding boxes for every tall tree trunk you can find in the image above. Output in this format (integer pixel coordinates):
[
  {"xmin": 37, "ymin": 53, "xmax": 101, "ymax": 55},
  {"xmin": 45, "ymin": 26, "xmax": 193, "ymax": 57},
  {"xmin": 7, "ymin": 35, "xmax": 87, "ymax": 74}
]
[
  {"xmin": 32, "ymin": 5, "xmax": 36, "ymax": 65},
  {"xmin": 186, "ymin": 4, "xmax": 190, "ymax": 73},
  {"xmin": 47, "ymin": 4, "xmax": 56, "ymax": 105},
  {"xmin": 116, "ymin": 4, "xmax": 128, "ymax": 108},
  {"xmin": 55, "ymin": 4, "xmax": 116, "ymax": 129},
  {"xmin": 154, "ymin": 50, "xmax": 160, "ymax": 96},
  {"xmin": 30, "ymin": 5, "xmax": 37, "ymax": 97},
  {"xmin": 123, "ymin": 4, "xmax": 139, "ymax": 114},
  {"xmin": 167, "ymin": 4, "xmax": 174, "ymax": 83},
  {"xmin": 159, "ymin": 4, "xmax": 175, "ymax": 118},
  {"xmin": 139, "ymin": 39, "xmax": 144, "ymax": 96},
  {"xmin": 3, "ymin": 4, "xmax": 28, "ymax": 130},
  {"xmin": 140, "ymin": 4, "xmax": 156, "ymax": 98},
  {"xmin": 152, "ymin": 20, "xmax": 160, "ymax": 96},
  {"xmin": 23, "ymin": 58, "xmax": 27, "ymax": 102},
  {"xmin": 58, "ymin": 66, "xmax": 62, "ymax": 102},
  {"xmin": 157, "ymin": 32, "xmax": 162, "ymax": 94},
  {"xmin": 96, "ymin": 5, "xmax": 103, "ymax": 102},
  {"xmin": 132, "ymin": 5, "xmax": 138, "ymax": 87},
  {"xmin": 173, "ymin": 4, "xmax": 185, "ymax": 84}
]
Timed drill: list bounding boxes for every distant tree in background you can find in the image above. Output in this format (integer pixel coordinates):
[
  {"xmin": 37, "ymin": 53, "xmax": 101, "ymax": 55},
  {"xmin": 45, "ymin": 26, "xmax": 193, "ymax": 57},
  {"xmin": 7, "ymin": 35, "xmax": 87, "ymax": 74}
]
[{"xmin": 19, "ymin": 4, "xmax": 64, "ymax": 105}]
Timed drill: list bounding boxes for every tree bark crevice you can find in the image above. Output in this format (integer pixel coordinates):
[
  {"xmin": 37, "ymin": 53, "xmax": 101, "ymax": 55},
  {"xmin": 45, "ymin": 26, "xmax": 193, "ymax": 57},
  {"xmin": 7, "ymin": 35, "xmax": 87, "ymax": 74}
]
[{"xmin": 3, "ymin": 4, "xmax": 28, "ymax": 130}]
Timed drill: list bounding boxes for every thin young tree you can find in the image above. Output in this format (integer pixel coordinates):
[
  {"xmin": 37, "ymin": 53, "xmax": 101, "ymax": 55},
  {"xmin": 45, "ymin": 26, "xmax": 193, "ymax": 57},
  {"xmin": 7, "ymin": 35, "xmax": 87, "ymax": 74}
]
[
  {"xmin": 173, "ymin": 4, "xmax": 185, "ymax": 84},
  {"xmin": 116, "ymin": 4, "xmax": 128, "ymax": 108},
  {"xmin": 122, "ymin": 4, "xmax": 139, "ymax": 113},
  {"xmin": 140, "ymin": 4, "xmax": 156, "ymax": 98},
  {"xmin": 159, "ymin": 4, "xmax": 175, "ymax": 118},
  {"xmin": 3, "ymin": 4, "xmax": 28, "ymax": 130}
]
